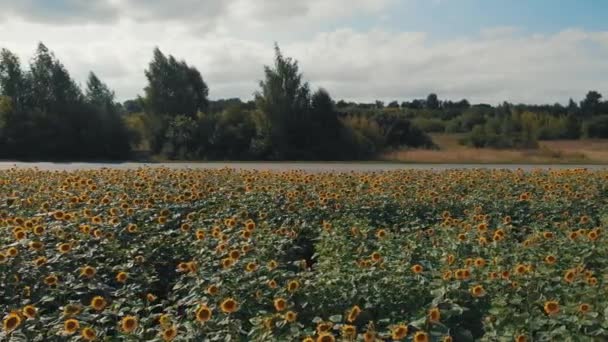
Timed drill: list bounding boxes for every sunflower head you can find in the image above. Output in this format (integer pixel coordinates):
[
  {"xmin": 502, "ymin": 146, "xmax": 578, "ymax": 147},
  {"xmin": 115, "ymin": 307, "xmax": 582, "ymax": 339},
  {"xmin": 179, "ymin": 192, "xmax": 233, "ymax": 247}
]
[
  {"xmin": 220, "ymin": 298, "xmax": 238, "ymax": 314},
  {"xmin": 64, "ymin": 318, "xmax": 80, "ymax": 334},
  {"xmin": 195, "ymin": 305, "xmax": 212, "ymax": 322},
  {"xmin": 3, "ymin": 312, "xmax": 22, "ymax": 332},
  {"xmin": 120, "ymin": 315, "xmax": 138, "ymax": 333}
]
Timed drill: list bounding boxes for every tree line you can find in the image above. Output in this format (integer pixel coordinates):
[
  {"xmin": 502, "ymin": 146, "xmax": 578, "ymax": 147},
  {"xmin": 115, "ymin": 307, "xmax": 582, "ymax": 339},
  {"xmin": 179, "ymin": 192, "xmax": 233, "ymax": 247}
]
[{"xmin": 1, "ymin": 43, "xmax": 606, "ymax": 161}]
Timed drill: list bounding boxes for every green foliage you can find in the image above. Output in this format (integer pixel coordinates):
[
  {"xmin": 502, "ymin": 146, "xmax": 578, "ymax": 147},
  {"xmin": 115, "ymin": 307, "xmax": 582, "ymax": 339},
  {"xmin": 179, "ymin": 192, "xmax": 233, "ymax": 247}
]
[
  {"xmin": 582, "ymin": 115, "xmax": 608, "ymax": 138},
  {"xmin": 0, "ymin": 44, "xmax": 132, "ymax": 160}
]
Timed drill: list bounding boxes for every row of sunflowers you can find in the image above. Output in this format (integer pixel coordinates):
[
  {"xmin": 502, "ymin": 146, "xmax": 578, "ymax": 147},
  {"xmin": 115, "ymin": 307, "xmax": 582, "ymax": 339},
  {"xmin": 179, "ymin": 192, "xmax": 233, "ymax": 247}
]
[{"xmin": 0, "ymin": 167, "xmax": 607, "ymax": 341}]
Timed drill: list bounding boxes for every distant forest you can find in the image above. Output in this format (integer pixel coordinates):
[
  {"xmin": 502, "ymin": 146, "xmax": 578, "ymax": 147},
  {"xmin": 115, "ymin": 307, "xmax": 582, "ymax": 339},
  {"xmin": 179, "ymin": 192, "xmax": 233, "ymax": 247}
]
[{"xmin": 1, "ymin": 43, "xmax": 607, "ymax": 161}]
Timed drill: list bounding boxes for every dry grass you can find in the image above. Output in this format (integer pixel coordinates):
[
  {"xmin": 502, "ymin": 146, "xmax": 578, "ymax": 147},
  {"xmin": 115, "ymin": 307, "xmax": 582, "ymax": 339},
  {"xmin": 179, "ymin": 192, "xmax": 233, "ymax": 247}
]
[{"xmin": 380, "ymin": 134, "xmax": 608, "ymax": 164}]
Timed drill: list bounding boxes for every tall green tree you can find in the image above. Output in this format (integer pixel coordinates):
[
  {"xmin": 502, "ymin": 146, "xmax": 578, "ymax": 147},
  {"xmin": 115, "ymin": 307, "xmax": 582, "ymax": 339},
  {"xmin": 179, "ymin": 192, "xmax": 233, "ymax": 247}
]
[
  {"xmin": 255, "ymin": 44, "xmax": 311, "ymax": 159},
  {"xmin": 144, "ymin": 47, "xmax": 209, "ymax": 117}
]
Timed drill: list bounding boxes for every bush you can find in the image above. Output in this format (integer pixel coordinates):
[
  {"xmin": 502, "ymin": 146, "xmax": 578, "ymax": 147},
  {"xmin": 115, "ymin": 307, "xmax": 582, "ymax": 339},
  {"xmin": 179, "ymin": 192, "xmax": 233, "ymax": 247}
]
[{"xmin": 583, "ymin": 115, "xmax": 608, "ymax": 138}]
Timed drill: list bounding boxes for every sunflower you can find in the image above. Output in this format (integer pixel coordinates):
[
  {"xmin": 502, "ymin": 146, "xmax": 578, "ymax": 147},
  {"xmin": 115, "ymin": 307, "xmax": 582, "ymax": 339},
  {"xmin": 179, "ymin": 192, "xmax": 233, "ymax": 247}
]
[
  {"xmin": 195, "ymin": 305, "xmax": 212, "ymax": 322},
  {"xmin": 81, "ymin": 327, "xmax": 96, "ymax": 341},
  {"xmin": 428, "ymin": 308, "xmax": 440, "ymax": 322},
  {"xmin": 578, "ymin": 303, "xmax": 591, "ymax": 314},
  {"xmin": 161, "ymin": 326, "xmax": 178, "ymax": 341},
  {"xmin": 316, "ymin": 332, "xmax": 336, "ymax": 342},
  {"xmin": 316, "ymin": 322, "xmax": 333, "ymax": 333},
  {"xmin": 267, "ymin": 260, "xmax": 278, "ymax": 270},
  {"xmin": 474, "ymin": 258, "xmax": 486, "ymax": 268},
  {"xmin": 414, "ymin": 331, "xmax": 430, "ymax": 342},
  {"xmin": 64, "ymin": 319, "xmax": 80, "ymax": 335},
  {"xmin": 363, "ymin": 331, "xmax": 376, "ymax": 342},
  {"xmin": 62, "ymin": 304, "xmax": 82, "ymax": 317},
  {"xmin": 33, "ymin": 225, "xmax": 45, "ymax": 235},
  {"xmin": 411, "ymin": 264, "xmax": 423, "ymax": 274},
  {"xmin": 470, "ymin": 285, "xmax": 486, "ymax": 297},
  {"xmin": 195, "ymin": 230, "xmax": 205, "ymax": 240},
  {"xmin": 391, "ymin": 324, "xmax": 408, "ymax": 340},
  {"xmin": 127, "ymin": 223, "xmax": 138, "ymax": 233},
  {"xmin": 302, "ymin": 337, "xmax": 314, "ymax": 342},
  {"xmin": 3, "ymin": 312, "xmax": 22, "ymax": 332},
  {"xmin": 116, "ymin": 271, "xmax": 128, "ymax": 283},
  {"xmin": 90, "ymin": 296, "xmax": 107, "ymax": 311},
  {"xmin": 515, "ymin": 334, "xmax": 528, "ymax": 342},
  {"xmin": 274, "ymin": 298, "xmax": 287, "ymax": 311},
  {"xmin": 229, "ymin": 250, "xmax": 241, "ymax": 259},
  {"xmin": 544, "ymin": 255, "xmax": 557, "ymax": 265},
  {"xmin": 206, "ymin": 284, "xmax": 220, "ymax": 295},
  {"xmin": 221, "ymin": 257, "xmax": 235, "ymax": 269},
  {"xmin": 544, "ymin": 301, "xmax": 559, "ymax": 315},
  {"xmin": 245, "ymin": 262, "xmax": 257, "ymax": 272},
  {"xmin": 563, "ymin": 269, "xmax": 576, "ymax": 283},
  {"xmin": 120, "ymin": 316, "xmax": 138, "ymax": 333},
  {"xmin": 347, "ymin": 305, "xmax": 361, "ymax": 323},
  {"xmin": 370, "ymin": 252, "xmax": 381, "ymax": 262},
  {"xmin": 34, "ymin": 256, "xmax": 47, "ymax": 267},
  {"xmin": 341, "ymin": 324, "xmax": 356, "ymax": 338},
  {"xmin": 220, "ymin": 298, "xmax": 238, "ymax": 313},
  {"xmin": 376, "ymin": 229, "xmax": 387, "ymax": 239},
  {"xmin": 7, "ymin": 247, "xmax": 18, "ymax": 257},
  {"xmin": 29, "ymin": 241, "xmax": 44, "ymax": 251},
  {"xmin": 22, "ymin": 305, "xmax": 37, "ymax": 319},
  {"xmin": 80, "ymin": 266, "xmax": 96, "ymax": 278},
  {"xmin": 284, "ymin": 310, "xmax": 297, "ymax": 322},
  {"xmin": 287, "ymin": 279, "xmax": 300, "ymax": 292},
  {"xmin": 442, "ymin": 336, "xmax": 453, "ymax": 342},
  {"xmin": 44, "ymin": 274, "xmax": 58, "ymax": 286}
]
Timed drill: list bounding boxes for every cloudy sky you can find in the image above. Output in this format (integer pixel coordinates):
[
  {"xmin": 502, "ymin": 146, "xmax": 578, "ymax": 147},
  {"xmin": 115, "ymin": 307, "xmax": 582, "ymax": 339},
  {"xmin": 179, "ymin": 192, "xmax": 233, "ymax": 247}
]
[{"xmin": 0, "ymin": 0, "xmax": 607, "ymax": 104}]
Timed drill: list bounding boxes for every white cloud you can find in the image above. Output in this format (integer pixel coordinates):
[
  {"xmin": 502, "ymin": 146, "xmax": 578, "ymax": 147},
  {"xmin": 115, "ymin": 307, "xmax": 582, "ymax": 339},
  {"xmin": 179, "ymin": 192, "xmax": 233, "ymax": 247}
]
[{"xmin": 0, "ymin": 1, "xmax": 606, "ymax": 105}]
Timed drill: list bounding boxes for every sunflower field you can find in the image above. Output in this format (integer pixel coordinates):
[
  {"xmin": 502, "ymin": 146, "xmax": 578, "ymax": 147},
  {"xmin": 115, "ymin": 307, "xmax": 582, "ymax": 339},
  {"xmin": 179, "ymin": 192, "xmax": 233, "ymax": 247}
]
[{"xmin": 1, "ymin": 167, "xmax": 607, "ymax": 341}]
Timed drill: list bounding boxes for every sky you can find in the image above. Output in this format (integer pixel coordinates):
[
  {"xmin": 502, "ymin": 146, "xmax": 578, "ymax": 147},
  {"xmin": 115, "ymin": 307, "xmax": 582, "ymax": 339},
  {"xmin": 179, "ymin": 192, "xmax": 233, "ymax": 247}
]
[{"xmin": 0, "ymin": 0, "xmax": 607, "ymax": 105}]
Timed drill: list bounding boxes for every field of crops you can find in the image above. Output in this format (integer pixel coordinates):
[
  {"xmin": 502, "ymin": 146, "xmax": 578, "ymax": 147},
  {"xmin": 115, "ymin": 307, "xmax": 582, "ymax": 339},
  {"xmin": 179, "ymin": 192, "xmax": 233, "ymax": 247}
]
[{"xmin": 1, "ymin": 167, "xmax": 607, "ymax": 341}]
